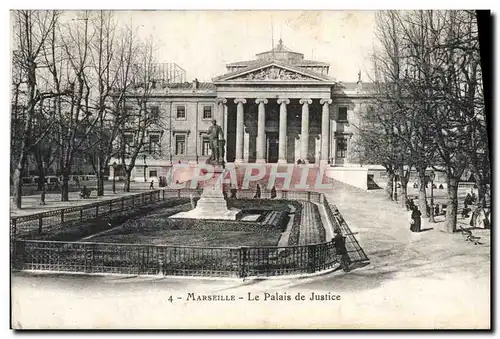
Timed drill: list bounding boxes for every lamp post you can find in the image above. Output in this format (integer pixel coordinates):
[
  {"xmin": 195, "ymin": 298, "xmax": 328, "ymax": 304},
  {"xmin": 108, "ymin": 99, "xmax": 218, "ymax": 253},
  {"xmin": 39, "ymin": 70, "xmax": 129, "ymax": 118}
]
[
  {"xmin": 429, "ymin": 170, "xmax": 436, "ymax": 223},
  {"xmin": 143, "ymin": 155, "xmax": 148, "ymax": 182},
  {"xmin": 393, "ymin": 175, "xmax": 398, "ymax": 202},
  {"xmin": 112, "ymin": 161, "xmax": 117, "ymax": 194}
]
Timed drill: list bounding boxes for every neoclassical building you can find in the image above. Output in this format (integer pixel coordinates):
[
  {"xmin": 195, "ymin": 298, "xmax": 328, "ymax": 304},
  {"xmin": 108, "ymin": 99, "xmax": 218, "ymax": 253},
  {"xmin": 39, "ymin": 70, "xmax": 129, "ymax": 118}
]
[{"xmin": 115, "ymin": 40, "xmax": 377, "ymax": 186}]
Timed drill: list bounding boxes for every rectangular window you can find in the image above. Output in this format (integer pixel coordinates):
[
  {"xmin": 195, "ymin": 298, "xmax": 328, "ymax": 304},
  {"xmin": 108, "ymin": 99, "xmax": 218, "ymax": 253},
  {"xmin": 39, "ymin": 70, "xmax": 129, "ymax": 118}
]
[
  {"xmin": 149, "ymin": 170, "xmax": 158, "ymax": 177},
  {"xmin": 203, "ymin": 106, "xmax": 212, "ymax": 119},
  {"xmin": 338, "ymin": 107, "xmax": 348, "ymax": 122},
  {"xmin": 336, "ymin": 138, "xmax": 347, "ymax": 158},
  {"xmin": 149, "ymin": 134, "xmax": 161, "ymax": 154},
  {"xmin": 175, "ymin": 135, "xmax": 186, "ymax": 155},
  {"xmin": 123, "ymin": 133, "xmax": 134, "ymax": 144},
  {"xmin": 124, "ymin": 105, "xmax": 134, "ymax": 115},
  {"xmin": 176, "ymin": 106, "xmax": 186, "ymax": 119},
  {"xmin": 150, "ymin": 105, "xmax": 160, "ymax": 119},
  {"xmin": 150, "ymin": 134, "xmax": 160, "ymax": 144},
  {"xmin": 202, "ymin": 136, "xmax": 210, "ymax": 156}
]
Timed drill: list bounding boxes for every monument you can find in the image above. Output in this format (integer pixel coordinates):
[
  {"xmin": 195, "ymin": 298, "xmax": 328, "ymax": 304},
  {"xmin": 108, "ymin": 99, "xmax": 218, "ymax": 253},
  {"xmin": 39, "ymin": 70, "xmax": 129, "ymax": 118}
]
[{"xmin": 170, "ymin": 120, "xmax": 242, "ymax": 220}]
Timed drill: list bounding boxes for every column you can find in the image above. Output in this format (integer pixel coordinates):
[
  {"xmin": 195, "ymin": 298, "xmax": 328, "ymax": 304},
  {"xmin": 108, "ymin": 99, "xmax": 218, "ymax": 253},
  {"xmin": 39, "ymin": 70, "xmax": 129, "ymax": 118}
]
[
  {"xmin": 331, "ymin": 113, "xmax": 337, "ymax": 165},
  {"xmin": 255, "ymin": 98, "xmax": 268, "ymax": 163},
  {"xmin": 299, "ymin": 98, "xmax": 312, "ymax": 163},
  {"xmin": 320, "ymin": 98, "xmax": 332, "ymax": 165},
  {"xmin": 223, "ymin": 105, "xmax": 228, "ymax": 162},
  {"xmin": 216, "ymin": 98, "xmax": 227, "ymax": 162},
  {"xmin": 277, "ymin": 98, "xmax": 289, "ymax": 164},
  {"xmin": 215, "ymin": 98, "xmax": 227, "ymax": 129},
  {"xmin": 234, "ymin": 98, "xmax": 246, "ymax": 163}
]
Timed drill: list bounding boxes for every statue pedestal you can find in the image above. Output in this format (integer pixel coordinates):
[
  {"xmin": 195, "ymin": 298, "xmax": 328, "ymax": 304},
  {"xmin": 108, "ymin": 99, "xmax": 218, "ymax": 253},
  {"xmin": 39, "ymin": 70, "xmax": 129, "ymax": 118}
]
[{"xmin": 170, "ymin": 168, "xmax": 241, "ymax": 220}]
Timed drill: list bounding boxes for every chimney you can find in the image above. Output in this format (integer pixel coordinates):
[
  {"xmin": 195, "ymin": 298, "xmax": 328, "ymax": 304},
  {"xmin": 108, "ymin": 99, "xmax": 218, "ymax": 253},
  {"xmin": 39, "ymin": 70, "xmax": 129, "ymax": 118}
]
[{"xmin": 192, "ymin": 78, "xmax": 199, "ymax": 90}]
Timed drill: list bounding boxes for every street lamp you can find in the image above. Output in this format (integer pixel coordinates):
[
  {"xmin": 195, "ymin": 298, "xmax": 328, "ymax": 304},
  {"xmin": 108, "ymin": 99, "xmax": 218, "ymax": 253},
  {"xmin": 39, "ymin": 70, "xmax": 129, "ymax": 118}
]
[
  {"xmin": 143, "ymin": 155, "xmax": 148, "ymax": 182},
  {"xmin": 112, "ymin": 161, "xmax": 117, "ymax": 194},
  {"xmin": 429, "ymin": 170, "xmax": 436, "ymax": 223},
  {"xmin": 393, "ymin": 174, "xmax": 398, "ymax": 202}
]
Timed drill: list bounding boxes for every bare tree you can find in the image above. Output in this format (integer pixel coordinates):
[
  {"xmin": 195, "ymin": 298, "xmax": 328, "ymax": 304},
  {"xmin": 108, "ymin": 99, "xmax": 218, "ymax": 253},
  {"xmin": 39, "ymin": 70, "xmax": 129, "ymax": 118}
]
[
  {"xmin": 431, "ymin": 10, "xmax": 484, "ymax": 232},
  {"xmin": 118, "ymin": 38, "xmax": 163, "ymax": 192},
  {"xmin": 52, "ymin": 11, "xmax": 100, "ymax": 201},
  {"xmin": 11, "ymin": 10, "xmax": 64, "ymax": 208}
]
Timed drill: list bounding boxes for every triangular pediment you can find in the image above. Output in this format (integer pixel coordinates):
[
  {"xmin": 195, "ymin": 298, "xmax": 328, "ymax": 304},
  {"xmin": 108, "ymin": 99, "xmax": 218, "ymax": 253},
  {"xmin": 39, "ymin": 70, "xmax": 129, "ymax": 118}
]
[{"xmin": 214, "ymin": 62, "xmax": 332, "ymax": 82}]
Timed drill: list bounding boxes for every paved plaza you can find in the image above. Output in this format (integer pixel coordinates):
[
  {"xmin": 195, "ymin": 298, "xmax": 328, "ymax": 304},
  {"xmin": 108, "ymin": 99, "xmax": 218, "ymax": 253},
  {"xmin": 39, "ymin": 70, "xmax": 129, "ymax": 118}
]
[
  {"xmin": 10, "ymin": 179, "xmax": 490, "ymax": 329},
  {"xmin": 10, "ymin": 182, "xmax": 153, "ymax": 217}
]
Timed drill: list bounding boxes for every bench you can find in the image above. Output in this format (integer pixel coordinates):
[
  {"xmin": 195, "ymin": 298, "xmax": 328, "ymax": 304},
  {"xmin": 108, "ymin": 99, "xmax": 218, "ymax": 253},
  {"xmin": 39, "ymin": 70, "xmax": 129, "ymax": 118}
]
[
  {"xmin": 80, "ymin": 189, "xmax": 93, "ymax": 199},
  {"xmin": 459, "ymin": 226, "xmax": 481, "ymax": 245}
]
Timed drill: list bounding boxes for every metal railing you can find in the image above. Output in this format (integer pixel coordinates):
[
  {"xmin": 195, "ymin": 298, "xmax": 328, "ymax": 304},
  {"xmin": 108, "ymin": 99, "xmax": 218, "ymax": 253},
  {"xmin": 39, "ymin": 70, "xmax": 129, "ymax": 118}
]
[
  {"xmin": 12, "ymin": 239, "xmax": 339, "ymax": 278},
  {"xmin": 10, "ymin": 189, "xmax": 201, "ymax": 240},
  {"xmin": 11, "ymin": 189, "xmax": 368, "ymax": 278},
  {"xmin": 10, "ymin": 189, "xmax": 322, "ymax": 240}
]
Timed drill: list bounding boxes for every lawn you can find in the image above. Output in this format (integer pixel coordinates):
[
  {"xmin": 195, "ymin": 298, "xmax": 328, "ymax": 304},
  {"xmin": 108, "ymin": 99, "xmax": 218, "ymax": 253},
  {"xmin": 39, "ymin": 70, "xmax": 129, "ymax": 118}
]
[
  {"xmin": 90, "ymin": 229, "xmax": 281, "ymax": 247},
  {"xmin": 88, "ymin": 199, "xmax": 296, "ymax": 247}
]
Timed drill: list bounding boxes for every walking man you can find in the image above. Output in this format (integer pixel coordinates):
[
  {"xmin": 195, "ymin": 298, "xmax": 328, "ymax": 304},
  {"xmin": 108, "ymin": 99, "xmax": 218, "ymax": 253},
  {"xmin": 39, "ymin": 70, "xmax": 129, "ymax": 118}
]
[{"xmin": 333, "ymin": 231, "xmax": 351, "ymax": 272}]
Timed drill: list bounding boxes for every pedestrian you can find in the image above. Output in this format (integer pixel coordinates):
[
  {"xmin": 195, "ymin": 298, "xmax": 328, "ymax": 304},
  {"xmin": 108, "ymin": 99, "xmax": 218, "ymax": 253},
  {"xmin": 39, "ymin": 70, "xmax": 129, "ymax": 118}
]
[
  {"xmin": 333, "ymin": 231, "xmax": 351, "ymax": 272},
  {"xmin": 409, "ymin": 205, "xmax": 422, "ymax": 232},
  {"xmin": 270, "ymin": 185, "xmax": 277, "ymax": 199},
  {"xmin": 74, "ymin": 175, "xmax": 80, "ymax": 188},
  {"xmin": 464, "ymin": 193, "xmax": 472, "ymax": 209},
  {"xmin": 254, "ymin": 184, "xmax": 261, "ymax": 199},
  {"xmin": 39, "ymin": 183, "xmax": 47, "ymax": 205},
  {"xmin": 149, "ymin": 180, "xmax": 154, "ymax": 190}
]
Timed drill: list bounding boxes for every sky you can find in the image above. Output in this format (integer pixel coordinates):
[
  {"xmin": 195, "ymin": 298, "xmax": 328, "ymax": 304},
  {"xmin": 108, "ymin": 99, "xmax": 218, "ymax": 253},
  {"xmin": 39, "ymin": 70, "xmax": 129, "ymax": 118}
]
[{"xmin": 111, "ymin": 10, "xmax": 377, "ymax": 83}]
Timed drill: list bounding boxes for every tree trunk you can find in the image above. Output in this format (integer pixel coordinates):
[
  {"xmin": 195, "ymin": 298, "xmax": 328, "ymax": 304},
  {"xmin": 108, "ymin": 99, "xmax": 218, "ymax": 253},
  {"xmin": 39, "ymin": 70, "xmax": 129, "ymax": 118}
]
[
  {"xmin": 97, "ymin": 168, "xmax": 105, "ymax": 196},
  {"xmin": 444, "ymin": 176, "xmax": 459, "ymax": 233},
  {"xmin": 401, "ymin": 179, "xmax": 408, "ymax": 208},
  {"xmin": 124, "ymin": 170, "xmax": 132, "ymax": 192},
  {"xmin": 386, "ymin": 172, "xmax": 394, "ymax": 200},
  {"xmin": 12, "ymin": 167, "xmax": 23, "ymax": 209},
  {"xmin": 417, "ymin": 169, "xmax": 428, "ymax": 217},
  {"xmin": 61, "ymin": 172, "xmax": 70, "ymax": 201},
  {"xmin": 37, "ymin": 161, "xmax": 46, "ymax": 191}
]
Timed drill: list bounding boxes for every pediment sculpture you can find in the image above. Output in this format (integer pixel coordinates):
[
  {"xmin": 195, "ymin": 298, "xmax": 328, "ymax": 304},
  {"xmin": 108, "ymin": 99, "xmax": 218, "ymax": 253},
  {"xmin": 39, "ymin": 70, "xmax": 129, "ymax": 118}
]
[{"xmin": 237, "ymin": 66, "xmax": 316, "ymax": 81}]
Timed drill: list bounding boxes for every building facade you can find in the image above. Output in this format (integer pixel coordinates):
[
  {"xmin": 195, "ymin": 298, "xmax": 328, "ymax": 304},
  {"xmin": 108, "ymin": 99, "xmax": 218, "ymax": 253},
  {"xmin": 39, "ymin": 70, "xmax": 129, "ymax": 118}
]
[{"xmin": 114, "ymin": 40, "xmax": 377, "ymax": 183}]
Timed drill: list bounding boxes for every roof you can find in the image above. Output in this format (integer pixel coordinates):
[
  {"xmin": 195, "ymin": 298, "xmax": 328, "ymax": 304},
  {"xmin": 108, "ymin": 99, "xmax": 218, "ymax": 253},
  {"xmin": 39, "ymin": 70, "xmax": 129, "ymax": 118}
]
[
  {"xmin": 213, "ymin": 60, "xmax": 335, "ymax": 82},
  {"xmin": 226, "ymin": 59, "xmax": 329, "ymax": 68},
  {"xmin": 166, "ymin": 82, "xmax": 216, "ymax": 90},
  {"xmin": 255, "ymin": 39, "xmax": 300, "ymax": 55},
  {"xmin": 339, "ymin": 82, "xmax": 376, "ymax": 92}
]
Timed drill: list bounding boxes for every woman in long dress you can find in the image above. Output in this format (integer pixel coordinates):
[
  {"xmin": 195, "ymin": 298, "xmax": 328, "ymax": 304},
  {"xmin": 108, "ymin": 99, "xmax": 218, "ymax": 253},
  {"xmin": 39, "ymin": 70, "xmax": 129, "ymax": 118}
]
[{"xmin": 409, "ymin": 206, "xmax": 422, "ymax": 232}]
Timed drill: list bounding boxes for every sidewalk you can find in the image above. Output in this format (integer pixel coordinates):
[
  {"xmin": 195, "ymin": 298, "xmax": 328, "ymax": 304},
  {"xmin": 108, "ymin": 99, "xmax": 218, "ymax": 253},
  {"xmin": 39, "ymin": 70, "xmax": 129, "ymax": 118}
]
[{"xmin": 10, "ymin": 184, "xmax": 153, "ymax": 218}]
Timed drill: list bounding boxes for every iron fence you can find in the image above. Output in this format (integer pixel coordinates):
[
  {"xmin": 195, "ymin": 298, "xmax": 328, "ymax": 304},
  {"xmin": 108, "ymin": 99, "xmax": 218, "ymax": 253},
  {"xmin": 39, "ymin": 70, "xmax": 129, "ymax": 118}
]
[
  {"xmin": 10, "ymin": 189, "xmax": 203, "ymax": 239},
  {"xmin": 11, "ymin": 189, "xmax": 368, "ymax": 278},
  {"xmin": 10, "ymin": 189, "xmax": 321, "ymax": 240},
  {"xmin": 12, "ymin": 239, "xmax": 339, "ymax": 278}
]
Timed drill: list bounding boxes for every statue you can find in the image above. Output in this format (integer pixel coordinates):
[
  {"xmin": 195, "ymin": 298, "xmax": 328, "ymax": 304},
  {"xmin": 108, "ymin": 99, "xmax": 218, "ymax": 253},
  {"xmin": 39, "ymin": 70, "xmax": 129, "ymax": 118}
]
[{"xmin": 206, "ymin": 119, "xmax": 225, "ymax": 166}]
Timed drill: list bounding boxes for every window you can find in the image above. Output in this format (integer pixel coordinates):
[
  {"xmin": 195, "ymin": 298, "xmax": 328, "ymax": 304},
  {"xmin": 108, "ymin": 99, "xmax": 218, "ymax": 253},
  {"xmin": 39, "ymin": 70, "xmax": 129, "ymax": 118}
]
[
  {"xmin": 175, "ymin": 135, "xmax": 186, "ymax": 155},
  {"xmin": 149, "ymin": 134, "xmax": 160, "ymax": 144},
  {"xmin": 203, "ymin": 106, "xmax": 212, "ymax": 119},
  {"xmin": 123, "ymin": 133, "xmax": 134, "ymax": 144},
  {"xmin": 176, "ymin": 106, "xmax": 186, "ymax": 119},
  {"xmin": 123, "ymin": 133, "xmax": 134, "ymax": 153},
  {"xmin": 338, "ymin": 107, "xmax": 348, "ymax": 122},
  {"xmin": 149, "ymin": 134, "xmax": 161, "ymax": 154},
  {"xmin": 150, "ymin": 105, "xmax": 160, "ymax": 119},
  {"xmin": 336, "ymin": 138, "xmax": 347, "ymax": 158},
  {"xmin": 149, "ymin": 170, "xmax": 158, "ymax": 177},
  {"xmin": 124, "ymin": 105, "xmax": 134, "ymax": 114},
  {"xmin": 201, "ymin": 136, "xmax": 210, "ymax": 156}
]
